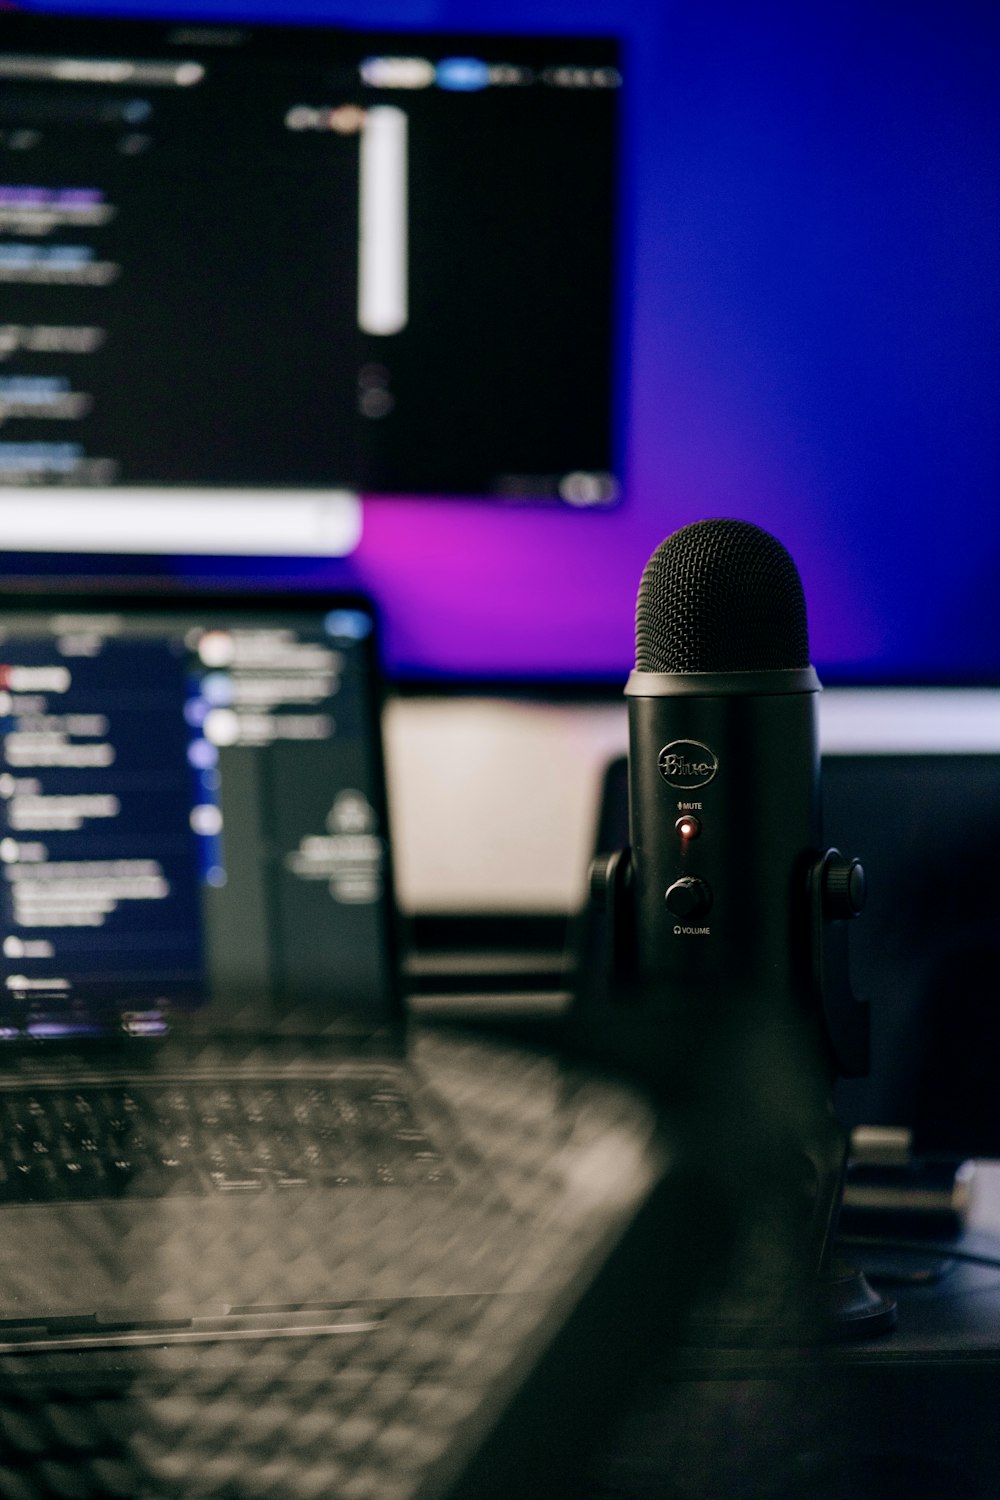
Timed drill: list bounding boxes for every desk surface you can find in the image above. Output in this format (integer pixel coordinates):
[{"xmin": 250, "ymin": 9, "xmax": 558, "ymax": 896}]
[{"xmin": 579, "ymin": 1167, "xmax": 1000, "ymax": 1500}]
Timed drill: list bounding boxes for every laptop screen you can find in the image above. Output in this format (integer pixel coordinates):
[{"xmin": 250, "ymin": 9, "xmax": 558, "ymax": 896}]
[{"xmin": 0, "ymin": 591, "xmax": 398, "ymax": 1042}]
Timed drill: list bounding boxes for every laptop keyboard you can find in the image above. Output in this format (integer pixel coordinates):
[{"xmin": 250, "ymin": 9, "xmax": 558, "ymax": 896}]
[{"xmin": 0, "ymin": 1078, "xmax": 451, "ymax": 1204}]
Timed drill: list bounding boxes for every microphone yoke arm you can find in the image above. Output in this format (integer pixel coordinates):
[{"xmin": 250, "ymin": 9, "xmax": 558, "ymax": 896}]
[{"xmin": 587, "ymin": 842, "xmax": 870, "ymax": 1082}]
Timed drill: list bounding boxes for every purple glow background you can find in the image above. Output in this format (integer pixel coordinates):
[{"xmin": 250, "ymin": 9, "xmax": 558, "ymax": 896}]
[{"xmin": 22, "ymin": 0, "xmax": 1000, "ymax": 683}]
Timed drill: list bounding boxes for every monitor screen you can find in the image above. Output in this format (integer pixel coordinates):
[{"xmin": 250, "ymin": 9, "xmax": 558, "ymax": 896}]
[
  {"xmin": 1, "ymin": 1, "xmax": 998, "ymax": 688},
  {"xmin": 0, "ymin": 590, "xmax": 397, "ymax": 1040},
  {"xmin": 0, "ymin": 13, "xmax": 618, "ymax": 511}
]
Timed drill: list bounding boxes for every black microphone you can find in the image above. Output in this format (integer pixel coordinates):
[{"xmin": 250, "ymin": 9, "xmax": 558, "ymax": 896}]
[
  {"xmin": 626, "ymin": 517, "xmax": 828, "ymax": 1030},
  {"xmin": 575, "ymin": 518, "xmax": 890, "ymax": 1335}
]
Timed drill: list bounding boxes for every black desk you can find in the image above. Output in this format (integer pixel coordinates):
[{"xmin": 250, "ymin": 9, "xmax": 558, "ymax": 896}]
[{"xmin": 581, "ymin": 1167, "xmax": 1000, "ymax": 1500}]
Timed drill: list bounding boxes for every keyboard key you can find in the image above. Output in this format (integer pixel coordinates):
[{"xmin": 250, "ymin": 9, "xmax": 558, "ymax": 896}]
[{"xmin": 0, "ymin": 1077, "xmax": 450, "ymax": 1203}]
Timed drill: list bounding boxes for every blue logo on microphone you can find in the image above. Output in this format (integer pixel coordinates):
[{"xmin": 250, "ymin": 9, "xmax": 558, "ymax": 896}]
[{"xmin": 658, "ymin": 740, "xmax": 718, "ymax": 789}]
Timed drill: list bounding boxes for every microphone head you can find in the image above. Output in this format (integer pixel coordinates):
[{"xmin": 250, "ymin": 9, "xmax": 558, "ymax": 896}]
[{"xmin": 635, "ymin": 518, "xmax": 810, "ymax": 673}]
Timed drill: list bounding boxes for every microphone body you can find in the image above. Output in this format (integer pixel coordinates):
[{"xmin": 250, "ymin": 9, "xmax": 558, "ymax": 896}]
[{"xmin": 626, "ymin": 665, "xmax": 821, "ymax": 1025}]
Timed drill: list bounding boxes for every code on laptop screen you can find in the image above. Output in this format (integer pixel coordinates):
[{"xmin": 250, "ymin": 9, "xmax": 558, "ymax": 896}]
[{"xmin": 0, "ymin": 597, "xmax": 395, "ymax": 1040}]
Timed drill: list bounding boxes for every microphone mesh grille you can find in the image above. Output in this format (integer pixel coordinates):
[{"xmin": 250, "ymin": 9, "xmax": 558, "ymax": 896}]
[{"xmin": 635, "ymin": 518, "xmax": 810, "ymax": 672}]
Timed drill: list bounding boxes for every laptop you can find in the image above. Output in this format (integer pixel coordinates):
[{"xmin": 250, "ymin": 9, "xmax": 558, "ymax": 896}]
[
  {"xmin": 0, "ymin": 588, "xmax": 673, "ymax": 1498},
  {"xmin": 0, "ymin": 586, "xmax": 530, "ymax": 1297}
]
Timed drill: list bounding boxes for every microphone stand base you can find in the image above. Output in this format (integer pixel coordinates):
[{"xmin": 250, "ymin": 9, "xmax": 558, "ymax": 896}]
[
  {"xmin": 819, "ymin": 1257, "xmax": 898, "ymax": 1340},
  {"xmin": 679, "ymin": 1260, "xmax": 897, "ymax": 1348}
]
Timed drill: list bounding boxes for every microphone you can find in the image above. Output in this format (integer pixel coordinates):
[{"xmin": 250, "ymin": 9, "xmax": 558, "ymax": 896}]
[
  {"xmin": 575, "ymin": 518, "xmax": 891, "ymax": 1337},
  {"xmin": 620, "ymin": 517, "xmax": 869, "ymax": 1084},
  {"xmin": 627, "ymin": 517, "xmax": 826, "ymax": 1026}
]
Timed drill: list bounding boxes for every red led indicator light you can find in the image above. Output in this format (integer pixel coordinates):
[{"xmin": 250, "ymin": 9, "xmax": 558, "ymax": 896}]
[{"xmin": 675, "ymin": 814, "xmax": 701, "ymax": 840}]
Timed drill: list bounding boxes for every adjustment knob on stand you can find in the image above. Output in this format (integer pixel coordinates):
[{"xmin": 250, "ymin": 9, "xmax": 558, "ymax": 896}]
[{"xmin": 823, "ymin": 855, "xmax": 866, "ymax": 919}]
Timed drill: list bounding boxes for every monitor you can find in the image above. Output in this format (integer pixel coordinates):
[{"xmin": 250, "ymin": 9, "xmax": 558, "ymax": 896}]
[{"xmin": 1, "ymin": 0, "xmax": 999, "ymax": 689}]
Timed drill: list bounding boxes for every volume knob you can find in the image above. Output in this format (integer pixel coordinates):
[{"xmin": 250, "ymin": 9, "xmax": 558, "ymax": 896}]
[{"xmin": 664, "ymin": 876, "xmax": 712, "ymax": 921}]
